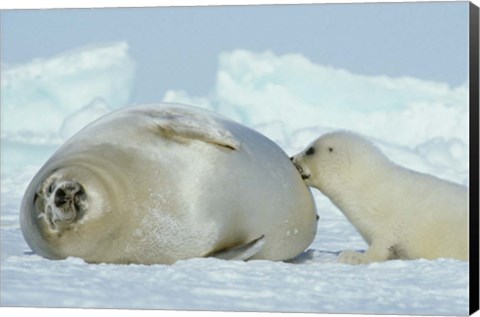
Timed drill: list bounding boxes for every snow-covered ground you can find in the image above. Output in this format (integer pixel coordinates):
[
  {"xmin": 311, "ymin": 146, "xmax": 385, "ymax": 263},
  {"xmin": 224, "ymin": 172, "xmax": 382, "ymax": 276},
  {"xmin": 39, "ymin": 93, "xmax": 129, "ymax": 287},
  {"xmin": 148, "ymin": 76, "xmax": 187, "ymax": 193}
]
[{"xmin": 1, "ymin": 43, "xmax": 470, "ymax": 315}]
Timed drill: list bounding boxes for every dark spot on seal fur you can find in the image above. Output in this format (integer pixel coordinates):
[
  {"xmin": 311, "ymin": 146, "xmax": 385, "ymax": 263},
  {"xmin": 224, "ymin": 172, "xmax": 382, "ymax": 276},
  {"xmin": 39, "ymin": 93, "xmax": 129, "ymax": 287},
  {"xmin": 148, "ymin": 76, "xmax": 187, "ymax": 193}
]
[
  {"xmin": 328, "ymin": 147, "xmax": 333, "ymax": 152},
  {"xmin": 388, "ymin": 244, "xmax": 408, "ymax": 259},
  {"xmin": 306, "ymin": 147, "xmax": 315, "ymax": 156},
  {"xmin": 212, "ymin": 142, "xmax": 236, "ymax": 151}
]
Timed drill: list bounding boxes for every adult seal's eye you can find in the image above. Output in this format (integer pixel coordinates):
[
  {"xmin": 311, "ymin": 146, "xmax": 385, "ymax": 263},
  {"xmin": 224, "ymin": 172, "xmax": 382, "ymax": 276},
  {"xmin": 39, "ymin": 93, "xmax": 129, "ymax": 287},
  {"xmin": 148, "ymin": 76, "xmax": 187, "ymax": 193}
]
[
  {"xmin": 48, "ymin": 182, "xmax": 55, "ymax": 195},
  {"xmin": 306, "ymin": 147, "xmax": 315, "ymax": 155}
]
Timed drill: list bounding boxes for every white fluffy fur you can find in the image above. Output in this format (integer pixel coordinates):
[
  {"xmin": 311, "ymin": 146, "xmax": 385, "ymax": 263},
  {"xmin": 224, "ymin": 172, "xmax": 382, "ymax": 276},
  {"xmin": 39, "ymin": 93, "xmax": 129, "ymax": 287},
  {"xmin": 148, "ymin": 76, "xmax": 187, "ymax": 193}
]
[{"xmin": 291, "ymin": 131, "xmax": 468, "ymax": 264}]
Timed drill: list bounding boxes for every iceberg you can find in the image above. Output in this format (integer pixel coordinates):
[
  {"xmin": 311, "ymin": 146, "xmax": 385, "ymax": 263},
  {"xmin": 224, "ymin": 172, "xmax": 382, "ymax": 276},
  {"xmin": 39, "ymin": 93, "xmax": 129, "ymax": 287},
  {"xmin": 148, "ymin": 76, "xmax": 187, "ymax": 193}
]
[
  {"xmin": 163, "ymin": 50, "xmax": 468, "ymax": 149},
  {"xmin": 1, "ymin": 42, "xmax": 135, "ymax": 173},
  {"xmin": 1, "ymin": 42, "xmax": 134, "ymax": 138}
]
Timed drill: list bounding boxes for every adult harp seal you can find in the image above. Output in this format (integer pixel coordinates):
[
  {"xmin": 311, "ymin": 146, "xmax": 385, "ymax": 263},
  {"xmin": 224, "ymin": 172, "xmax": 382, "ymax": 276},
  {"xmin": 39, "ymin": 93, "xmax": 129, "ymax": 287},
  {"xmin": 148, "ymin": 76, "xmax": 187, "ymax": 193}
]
[{"xmin": 21, "ymin": 103, "xmax": 317, "ymax": 264}]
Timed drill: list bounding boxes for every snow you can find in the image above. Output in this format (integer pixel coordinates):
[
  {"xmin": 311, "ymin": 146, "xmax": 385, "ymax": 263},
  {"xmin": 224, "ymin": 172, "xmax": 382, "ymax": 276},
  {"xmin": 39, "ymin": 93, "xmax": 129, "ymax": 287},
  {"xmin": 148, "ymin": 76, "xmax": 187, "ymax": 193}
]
[{"xmin": 0, "ymin": 46, "xmax": 470, "ymax": 315}]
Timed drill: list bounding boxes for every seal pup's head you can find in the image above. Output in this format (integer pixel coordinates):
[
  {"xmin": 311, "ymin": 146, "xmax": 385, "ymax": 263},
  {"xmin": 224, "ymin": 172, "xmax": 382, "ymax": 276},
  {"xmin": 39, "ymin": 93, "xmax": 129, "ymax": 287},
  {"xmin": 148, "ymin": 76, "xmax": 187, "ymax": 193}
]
[{"xmin": 290, "ymin": 131, "xmax": 389, "ymax": 196}]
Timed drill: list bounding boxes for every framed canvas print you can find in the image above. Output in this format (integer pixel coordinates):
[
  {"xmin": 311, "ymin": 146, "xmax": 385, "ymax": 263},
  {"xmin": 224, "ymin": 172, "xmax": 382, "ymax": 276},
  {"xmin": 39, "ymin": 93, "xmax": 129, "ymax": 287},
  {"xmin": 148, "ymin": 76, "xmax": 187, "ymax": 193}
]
[{"xmin": 1, "ymin": 0, "xmax": 479, "ymax": 316}]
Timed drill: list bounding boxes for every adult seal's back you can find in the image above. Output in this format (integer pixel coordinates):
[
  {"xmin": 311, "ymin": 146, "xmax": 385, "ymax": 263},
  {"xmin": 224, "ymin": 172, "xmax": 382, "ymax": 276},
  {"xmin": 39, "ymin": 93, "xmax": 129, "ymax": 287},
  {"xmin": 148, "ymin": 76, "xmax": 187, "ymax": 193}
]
[{"xmin": 20, "ymin": 103, "xmax": 317, "ymax": 264}]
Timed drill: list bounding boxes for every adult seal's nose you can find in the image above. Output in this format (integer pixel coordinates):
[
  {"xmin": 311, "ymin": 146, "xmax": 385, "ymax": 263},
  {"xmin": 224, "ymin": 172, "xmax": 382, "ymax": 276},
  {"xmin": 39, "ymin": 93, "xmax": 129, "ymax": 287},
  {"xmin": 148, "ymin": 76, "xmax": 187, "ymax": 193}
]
[
  {"xmin": 54, "ymin": 182, "xmax": 83, "ymax": 208},
  {"xmin": 54, "ymin": 188, "xmax": 68, "ymax": 207}
]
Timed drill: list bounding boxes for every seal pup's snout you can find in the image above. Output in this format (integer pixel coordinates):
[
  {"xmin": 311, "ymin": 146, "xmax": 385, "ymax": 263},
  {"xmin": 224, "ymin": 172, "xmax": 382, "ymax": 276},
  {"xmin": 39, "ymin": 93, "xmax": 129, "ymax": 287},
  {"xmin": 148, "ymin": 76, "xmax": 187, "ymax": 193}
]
[
  {"xmin": 301, "ymin": 174, "xmax": 310, "ymax": 180},
  {"xmin": 290, "ymin": 156, "xmax": 311, "ymax": 180}
]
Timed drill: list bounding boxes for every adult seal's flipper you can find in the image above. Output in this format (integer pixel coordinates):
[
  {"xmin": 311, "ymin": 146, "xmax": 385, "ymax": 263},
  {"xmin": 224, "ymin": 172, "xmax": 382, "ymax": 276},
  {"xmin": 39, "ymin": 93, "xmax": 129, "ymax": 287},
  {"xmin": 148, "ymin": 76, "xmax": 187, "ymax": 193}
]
[
  {"xmin": 142, "ymin": 106, "xmax": 240, "ymax": 150},
  {"xmin": 210, "ymin": 235, "xmax": 266, "ymax": 261}
]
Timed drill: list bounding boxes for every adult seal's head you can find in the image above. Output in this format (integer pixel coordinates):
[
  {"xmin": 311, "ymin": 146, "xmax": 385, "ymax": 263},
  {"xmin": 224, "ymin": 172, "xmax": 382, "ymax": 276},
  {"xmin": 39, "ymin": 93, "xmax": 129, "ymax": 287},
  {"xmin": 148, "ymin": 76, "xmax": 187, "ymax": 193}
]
[{"xmin": 21, "ymin": 146, "xmax": 130, "ymax": 262}]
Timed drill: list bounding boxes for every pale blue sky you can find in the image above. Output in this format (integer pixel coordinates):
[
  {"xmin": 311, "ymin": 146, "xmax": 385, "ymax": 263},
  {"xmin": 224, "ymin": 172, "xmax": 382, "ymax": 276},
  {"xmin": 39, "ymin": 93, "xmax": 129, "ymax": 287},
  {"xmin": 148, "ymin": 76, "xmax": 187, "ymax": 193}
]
[{"xmin": 1, "ymin": 2, "xmax": 470, "ymax": 104}]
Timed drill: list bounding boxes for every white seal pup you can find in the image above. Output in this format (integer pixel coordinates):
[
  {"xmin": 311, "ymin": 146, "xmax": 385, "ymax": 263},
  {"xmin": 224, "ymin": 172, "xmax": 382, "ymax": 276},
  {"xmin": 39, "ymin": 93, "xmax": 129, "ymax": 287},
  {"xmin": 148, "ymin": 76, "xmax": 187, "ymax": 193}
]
[
  {"xmin": 291, "ymin": 131, "xmax": 468, "ymax": 264},
  {"xmin": 21, "ymin": 103, "xmax": 317, "ymax": 265}
]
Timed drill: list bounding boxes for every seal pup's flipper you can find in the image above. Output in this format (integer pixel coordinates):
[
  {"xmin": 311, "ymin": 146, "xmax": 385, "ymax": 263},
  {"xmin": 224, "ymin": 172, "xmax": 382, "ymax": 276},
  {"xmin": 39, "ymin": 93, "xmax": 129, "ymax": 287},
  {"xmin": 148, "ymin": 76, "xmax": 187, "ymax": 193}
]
[
  {"xmin": 143, "ymin": 107, "xmax": 240, "ymax": 150},
  {"xmin": 210, "ymin": 235, "xmax": 266, "ymax": 261}
]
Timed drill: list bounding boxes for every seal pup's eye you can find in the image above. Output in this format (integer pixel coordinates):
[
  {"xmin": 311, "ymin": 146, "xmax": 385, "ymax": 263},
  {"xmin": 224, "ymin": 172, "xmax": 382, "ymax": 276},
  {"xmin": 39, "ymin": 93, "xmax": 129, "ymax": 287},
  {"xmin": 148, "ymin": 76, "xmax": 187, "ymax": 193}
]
[
  {"xmin": 306, "ymin": 147, "xmax": 315, "ymax": 156},
  {"xmin": 328, "ymin": 147, "xmax": 333, "ymax": 152}
]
